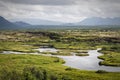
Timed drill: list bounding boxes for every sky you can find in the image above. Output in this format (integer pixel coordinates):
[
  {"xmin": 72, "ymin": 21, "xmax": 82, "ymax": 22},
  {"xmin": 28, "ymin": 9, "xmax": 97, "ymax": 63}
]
[{"xmin": 0, "ymin": 0, "xmax": 120, "ymax": 23}]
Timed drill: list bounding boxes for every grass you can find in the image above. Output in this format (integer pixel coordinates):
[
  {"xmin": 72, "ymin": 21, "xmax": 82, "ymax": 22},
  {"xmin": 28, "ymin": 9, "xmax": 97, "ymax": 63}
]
[
  {"xmin": 0, "ymin": 41, "xmax": 38, "ymax": 53},
  {"xmin": 98, "ymin": 51, "xmax": 120, "ymax": 66}
]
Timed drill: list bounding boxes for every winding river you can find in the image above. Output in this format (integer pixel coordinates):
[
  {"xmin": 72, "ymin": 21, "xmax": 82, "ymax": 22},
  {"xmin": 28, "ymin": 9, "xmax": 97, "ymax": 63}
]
[
  {"xmin": 57, "ymin": 49, "xmax": 120, "ymax": 72},
  {"xmin": 2, "ymin": 48, "xmax": 120, "ymax": 72}
]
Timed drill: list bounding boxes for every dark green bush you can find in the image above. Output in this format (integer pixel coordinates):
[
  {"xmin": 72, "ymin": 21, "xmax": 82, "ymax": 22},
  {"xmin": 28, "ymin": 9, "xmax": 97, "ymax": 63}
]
[
  {"xmin": 96, "ymin": 70, "xmax": 108, "ymax": 73},
  {"xmin": 23, "ymin": 67, "xmax": 47, "ymax": 80},
  {"xmin": 65, "ymin": 67, "xmax": 75, "ymax": 71},
  {"xmin": 0, "ymin": 69, "xmax": 22, "ymax": 80},
  {"xmin": 53, "ymin": 58, "xmax": 60, "ymax": 63},
  {"xmin": 49, "ymin": 74, "xmax": 58, "ymax": 80}
]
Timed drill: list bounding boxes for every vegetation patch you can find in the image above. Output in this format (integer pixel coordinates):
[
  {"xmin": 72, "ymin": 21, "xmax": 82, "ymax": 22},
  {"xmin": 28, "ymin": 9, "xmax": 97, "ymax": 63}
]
[
  {"xmin": 96, "ymin": 70, "xmax": 108, "ymax": 74},
  {"xmin": 76, "ymin": 53, "xmax": 89, "ymax": 56},
  {"xmin": 98, "ymin": 53, "xmax": 120, "ymax": 66}
]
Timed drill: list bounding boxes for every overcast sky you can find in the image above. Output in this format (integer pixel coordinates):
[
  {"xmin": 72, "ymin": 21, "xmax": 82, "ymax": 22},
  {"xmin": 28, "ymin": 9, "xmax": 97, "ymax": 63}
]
[{"xmin": 0, "ymin": 0, "xmax": 120, "ymax": 23}]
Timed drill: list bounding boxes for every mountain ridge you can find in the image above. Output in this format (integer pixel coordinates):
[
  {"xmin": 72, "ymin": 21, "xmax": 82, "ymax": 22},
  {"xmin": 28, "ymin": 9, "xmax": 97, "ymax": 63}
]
[
  {"xmin": 75, "ymin": 17, "xmax": 120, "ymax": 25},
  {"xmin": 14, "ymin": 21, "xmax": 31, "ymax": 27},
  {"xmin": 0, "ymin": 16, "xmax": 18, "ymax": 30},
  {"xmin": 0, "ymin": 16, "xmax": 120, "ymax": 30},
  {"xmin": 11, "ymin": 18, "xmax": 64, "ymax": 25}
]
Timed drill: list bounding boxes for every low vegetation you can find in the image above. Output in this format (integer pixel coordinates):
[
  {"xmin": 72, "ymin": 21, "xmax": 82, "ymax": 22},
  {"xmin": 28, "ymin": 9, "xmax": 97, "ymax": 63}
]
[
  {"xmin": 0, "ymin": 29, "xmax": 120, "ymax": 79},
  {"xmin": 0, "ymin": 54, "xmax": 120, "ymax": 80},
  {"xmin": 98, "ymin": 51, "xmax": 120, "ymax": 66}
]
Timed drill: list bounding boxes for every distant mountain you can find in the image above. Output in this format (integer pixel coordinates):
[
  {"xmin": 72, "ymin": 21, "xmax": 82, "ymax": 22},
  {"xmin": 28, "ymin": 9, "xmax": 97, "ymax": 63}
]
[
  {"xmin": 0, "ymin": 16, "xmax": 18, "ymax": 30},
  {"xmin": 11, "ymin": 18, "xmax": 64, "ymax": 25},
  {"xmin": 0, "ymin": 16, "xmax": 120, "ymax": 30},
  {"xmin": 14, "ymin": 21, "xmax": 31, "ymax": 27},
  {"xmin": 0, "ymin": 16, "xmax": 65, "ymax": 30},
  {"xmin": 76, "ymin": 17, "xmax": 120, "ymax": 25}
]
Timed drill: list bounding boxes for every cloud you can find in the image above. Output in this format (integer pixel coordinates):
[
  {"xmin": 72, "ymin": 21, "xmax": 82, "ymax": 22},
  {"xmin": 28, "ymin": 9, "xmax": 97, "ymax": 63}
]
[
  {"xmin": 2, "ymin": 0, "xmax": 120, "ymax": 6},
  {"xmin": 1, "ymin": 0, "xmax": 77, "ymax": 5},
  {"xmin": 0, "ymin": 0, "xmax": 120, "ymax": 23}
]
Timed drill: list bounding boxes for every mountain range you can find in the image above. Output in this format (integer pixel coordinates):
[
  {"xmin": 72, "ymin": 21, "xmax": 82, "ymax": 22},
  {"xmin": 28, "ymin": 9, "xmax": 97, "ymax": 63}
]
[
  {"xmin": 76, "ymin": 17, "xmax": 120, "ymax": 25},
  {"xmin": 13, "ymin": 19, "xmax": 64, "ymax": 25},
  {"xmin": 0, "ymin": 16, "xmax": 120, "ymax": 30},
  {"xmin": 0, "ymin": 16, "xmax": 18, "ymax": 30},
  {"xmin": 14, "ymin": 21, "xmax": 31, "ymax": 27}
]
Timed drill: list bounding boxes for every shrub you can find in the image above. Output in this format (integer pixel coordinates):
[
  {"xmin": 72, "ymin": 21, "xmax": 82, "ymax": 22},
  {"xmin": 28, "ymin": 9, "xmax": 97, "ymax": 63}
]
[
  {"xmin": 0, "ymin": 66, "xmax": 48, "ymax": 80},
  {"xmin": 0, "ymin": 69, "xmax": 22, "ymax": 80},
  {"xmin": 23, "ymin": 67, "xmax": 47, "ymax": 80},
  {"xmin": 76, "ymin": 53, "xmax": 89, "ymax": 56},
  {"xmin": 96, "ymin": 70, "xmax": 108, "ymax": 73},
  {"xmin": 65, "ymin": 67, "xmax": 75, "ymax": 71},
  {"xmin": 61, "ymin": 75, "xmax": 71, "ymax": 80},
  {"xmin": 49, "ymin": 74, "xmax": 58, "ymax": 80},
  {"xmin": 53, "ymin": 58, "xmax": 60, "ymax": 63}
]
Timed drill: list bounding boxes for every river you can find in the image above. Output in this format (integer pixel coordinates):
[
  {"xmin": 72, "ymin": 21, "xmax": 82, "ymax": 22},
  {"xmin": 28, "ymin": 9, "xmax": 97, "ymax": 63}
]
[
  {"xmin": 2, "ymin": 48, "xmax": 120, "ymax": 72},
  {"xmin": 57, "ymin": 49, "xmax": 120, "ymax": 72}
]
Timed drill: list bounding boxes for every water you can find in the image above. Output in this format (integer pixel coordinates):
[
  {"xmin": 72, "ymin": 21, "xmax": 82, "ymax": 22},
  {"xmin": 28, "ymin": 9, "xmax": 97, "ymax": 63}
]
[
  {"xmin": 2, "ymin": 51, "xmax": 24, "ymax": 54},
  {"xmin": 58, "ymin": 50, "xmax": 120, "ymax": 72},
  {"xmin": 36, "ymin": 48, "xmax": 58, "ymax": 53}
]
